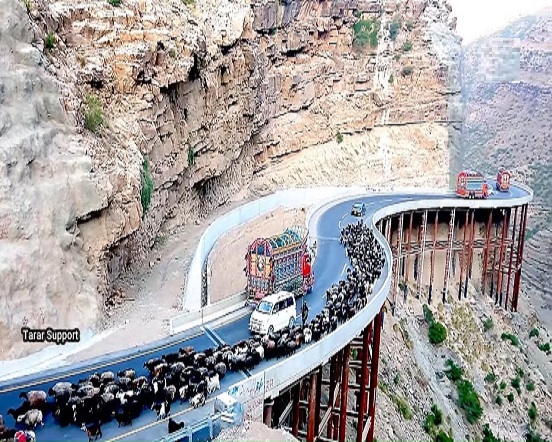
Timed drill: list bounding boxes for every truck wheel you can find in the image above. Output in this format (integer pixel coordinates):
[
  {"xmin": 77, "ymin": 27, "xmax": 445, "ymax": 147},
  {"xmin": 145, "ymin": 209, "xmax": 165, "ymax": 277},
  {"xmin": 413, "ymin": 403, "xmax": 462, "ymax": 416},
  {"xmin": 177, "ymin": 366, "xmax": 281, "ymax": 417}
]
[{"xmin": 289, "ymin": 317, "xmax": 295, "ymax": 328}]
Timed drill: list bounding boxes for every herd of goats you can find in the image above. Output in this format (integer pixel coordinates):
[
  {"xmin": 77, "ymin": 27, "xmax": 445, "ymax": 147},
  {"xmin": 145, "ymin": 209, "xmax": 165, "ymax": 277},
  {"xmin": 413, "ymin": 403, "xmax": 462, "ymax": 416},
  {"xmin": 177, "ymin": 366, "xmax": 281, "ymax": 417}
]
[{"xmin": 0, "ymin": 220, "xmax": 384, "ymax": 442}]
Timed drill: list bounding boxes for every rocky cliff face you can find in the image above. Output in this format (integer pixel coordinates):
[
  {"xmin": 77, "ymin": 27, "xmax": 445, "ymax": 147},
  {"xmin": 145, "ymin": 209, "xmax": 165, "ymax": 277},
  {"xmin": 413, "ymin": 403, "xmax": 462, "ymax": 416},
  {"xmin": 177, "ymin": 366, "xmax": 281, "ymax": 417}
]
[
  {"xmin": 461, "ymin": 9, "xmax": 552, "ymax": 325},
  {"xmin": 0, "ymin": 0, "xmax": 106, "ymax": 357},
  {"xmin": 0, "ymin": 0, "xmax": 460, "ymax": 358}
]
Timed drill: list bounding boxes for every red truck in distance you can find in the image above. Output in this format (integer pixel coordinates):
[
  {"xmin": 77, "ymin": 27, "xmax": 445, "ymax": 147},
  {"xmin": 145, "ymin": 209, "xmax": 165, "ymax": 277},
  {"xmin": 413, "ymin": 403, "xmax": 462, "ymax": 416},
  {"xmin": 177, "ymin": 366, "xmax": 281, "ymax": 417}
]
[
  {"xmin": 456, "ymin": 170, "xmax": 489, "ymax": 199},
  {"xmin": 496, "ymin": 168, "xmax": 511, "ymax": 192}
]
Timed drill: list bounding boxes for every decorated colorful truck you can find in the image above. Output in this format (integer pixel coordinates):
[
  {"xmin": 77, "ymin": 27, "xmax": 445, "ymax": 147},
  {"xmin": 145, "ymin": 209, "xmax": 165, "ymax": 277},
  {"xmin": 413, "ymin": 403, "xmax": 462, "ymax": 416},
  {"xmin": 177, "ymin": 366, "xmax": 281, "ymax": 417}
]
[
  {"xmin": 456, "ymin": 170, "xmax": 489, "ymax": 199},
  {"xmin": 244, "ymin": 226, "xmax": 314, "ymax": 305},
  {"xmin": 496, "ymin": 167, "xmax": 511, "ymax": 192}
]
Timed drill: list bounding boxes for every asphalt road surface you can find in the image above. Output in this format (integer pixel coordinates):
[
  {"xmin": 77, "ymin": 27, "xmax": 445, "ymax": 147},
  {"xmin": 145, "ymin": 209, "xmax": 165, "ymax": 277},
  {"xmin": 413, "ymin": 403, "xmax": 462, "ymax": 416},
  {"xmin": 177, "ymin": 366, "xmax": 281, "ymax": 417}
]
[{"xmin": 0, "ymin": 181, "xmax": 528, "ymax": 441}]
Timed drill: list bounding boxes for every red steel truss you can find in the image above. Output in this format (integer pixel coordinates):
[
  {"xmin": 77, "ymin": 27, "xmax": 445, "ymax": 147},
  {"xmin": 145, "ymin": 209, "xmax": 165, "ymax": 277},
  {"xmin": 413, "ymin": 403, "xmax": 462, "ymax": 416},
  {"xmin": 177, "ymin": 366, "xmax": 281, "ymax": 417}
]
[
  {"xmin": 265, "ymin": 205, "xmax": 530, "ymax": 442},
  {"xmin": 273, "ymin": 309, "xmax": 384, "ymax": 442},
  {"xmin": 382, "ymin": 206, "xmax": 528, "ymax": 312}
]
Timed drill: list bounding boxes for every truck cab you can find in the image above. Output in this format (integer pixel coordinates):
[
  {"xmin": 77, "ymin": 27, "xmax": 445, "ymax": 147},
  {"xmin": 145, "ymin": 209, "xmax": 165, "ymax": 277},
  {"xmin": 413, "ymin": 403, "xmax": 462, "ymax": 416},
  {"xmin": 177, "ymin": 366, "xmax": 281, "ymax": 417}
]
[{"xmin": 249, "ymin": 291, "xmax": 297, "ymax": 335}]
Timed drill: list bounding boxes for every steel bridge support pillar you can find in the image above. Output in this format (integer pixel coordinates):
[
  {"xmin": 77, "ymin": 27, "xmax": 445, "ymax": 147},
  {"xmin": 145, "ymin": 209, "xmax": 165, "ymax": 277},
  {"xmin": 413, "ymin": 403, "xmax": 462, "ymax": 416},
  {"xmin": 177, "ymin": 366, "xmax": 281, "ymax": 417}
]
[
  {"xmin": 394, "ymin": 214, "xmax": 404, "ymax": 307},
  {"xmin": 463, "ymin": 209, "xmax": 476, "ymax": 299},
  {"xmin": 505, "ymin": 207, "xmax": 518, "ymax": 310},
  {"xmin": 443, "ymin": 208, "xmax": 455, "ymax": 302},
  {"xmin": 417, "ymin": 210, "xmax": 428, "ymax": 298},
  {"xmin": 481, "ymin": 210, "xmax": 493, "ymax": 297},
  {"xmin": 429, "ymin": 211, "xmax": 438, "ymax": 304},
  {"xmin": 458, "ymin": 210, "xmax": 469, "ymax": 300},
  {"xmin": 264, "ymin": 398, "xmax": 274, "ymax": 427},
  {"xmin": 496, "ymin": 209, "xmax": 509, "ymax": 306},
  {"xmin": 404, "ymin": 212, "xmax": 414, "ymax": 297},
  {"xmin": 512, "ymin": 204, "xmax": 529, "ymax": 312},
  {"xmin": 366, "ymin": 310, "xmax": 383, "ymax": 442},
  {"xmin": 338, "ymin": 345, "xmax": 351, "ymax": 442}
]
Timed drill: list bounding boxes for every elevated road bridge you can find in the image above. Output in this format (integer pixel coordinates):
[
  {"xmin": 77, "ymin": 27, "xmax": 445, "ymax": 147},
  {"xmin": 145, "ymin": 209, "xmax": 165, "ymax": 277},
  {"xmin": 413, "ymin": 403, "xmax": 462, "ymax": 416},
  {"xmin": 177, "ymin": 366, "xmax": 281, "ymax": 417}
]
[{"xmin": 0, "ymin": 181, "xmax": 532, "ymax": 442}]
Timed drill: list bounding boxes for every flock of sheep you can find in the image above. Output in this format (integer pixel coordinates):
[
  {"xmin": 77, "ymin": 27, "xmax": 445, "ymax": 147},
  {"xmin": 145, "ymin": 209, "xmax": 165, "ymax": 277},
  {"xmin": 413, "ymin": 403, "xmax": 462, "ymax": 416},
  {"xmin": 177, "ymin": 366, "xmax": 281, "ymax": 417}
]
[{"xmin": 0, "ymin": 220, "xmax": 384, "ymax": 442}]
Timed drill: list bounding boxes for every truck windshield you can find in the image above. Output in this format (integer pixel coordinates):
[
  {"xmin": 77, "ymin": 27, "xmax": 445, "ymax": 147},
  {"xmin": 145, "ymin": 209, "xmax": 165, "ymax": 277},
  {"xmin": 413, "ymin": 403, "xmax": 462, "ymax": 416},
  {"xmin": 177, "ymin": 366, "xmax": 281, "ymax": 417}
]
[
  {"xmin": 466, "ymin": 181, "xmax": 483, "ymax": 191},
  {"xmin": 256, "ymin": 301, "xmax": 272, "ymax": 314}
]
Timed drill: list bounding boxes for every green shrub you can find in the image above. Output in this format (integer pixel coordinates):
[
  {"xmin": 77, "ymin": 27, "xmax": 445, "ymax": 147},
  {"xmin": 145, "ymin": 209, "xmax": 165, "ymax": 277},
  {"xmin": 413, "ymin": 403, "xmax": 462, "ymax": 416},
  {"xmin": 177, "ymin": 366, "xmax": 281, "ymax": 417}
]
[
  {"xmin": 423, "ymin": 304, "xmax": 435, "ymax": 324},
  {"xmin": 423, "ymin": 403, "xmax": 444, "ymax": 435},
  {"xmin": 393, "ymin": 374, "xmax": 400, "ymax": 385},
  {"xmin": 389, "ymin": 15, "xmax": 402, "ymax": 41},
  {"xmin": 511, "ymin": 377, "xmax": 521, "ymax": 394},
  {"xmin": 402, "ymin": 40, "xmax": 413, "ymax": 51},
  {"xmin": 393, "ymin": 53, "xmax": 401, "ymax": 61},
  {"xmin": 483, "ymin": 318, "xmax": 494, "ymax": 331},
  {"xmin": 431, "ymin": 404, "xmax": 443, "ymax": 426},
  {"xmin": 507, "ymin": 392, "xmax": 514, "ymax": 403},
  {"xmin": 484, "ymin": 372, "xmax": 497, "ymax": 383},
  {"xmin": 394, "ymin": 396, "xmax": 412, "ymax": 419},
  {"xmin": 83, "ymin": 95, "xmax": 104, "ymax": 133},
  {"xmin": 428, "ymin": 321, "xmax": 447, "ymax": 344},
  {"xmin": 529, "ymin": 328, "xmax": 539, "ymax": 338},
  {"xmin": 405, "ymin": 19, "xmax": 414, "ymax": 31},
  {"xmin": 187, "ymin": 145, "xmax": 195, "ymax": 167},
  {"xmin": 495, "ymin": 395, "xmax": 503, "ymax": 406},
  {"xmin": 140, "ymin": 159, "xmax": 154, "ymax": 217},
  {"xmin": 388, "ymin": 74, "xmax": 394, "ymax": 83},
  {"xmin": 499, "ymin": 380, "xmax": 507, "ymax": 390},
  {"xmin": 525, "ymin": 428, "xmax": 547, "ymax": 442},
  {"xmin": 482, "ymin": 424, "xmax": 502, "ymax": 442},
  {"xmin": 528, "ymin": 402, "xmax": 537, "ymax": 421},
  {"xmin": 516, "ymin": 367, "xmax": 525, "ymax": 378},
  {"xmin": 107, "ymin": 0, "xmax": 121, "ymax": 6},
  {"xmin": 44, "ymin": 31, "xmax": 55, "ymax": 50},
  {"xmin": 23, "ymin": 0, "xmax": 31, "ymax": 12},
  {"xmin": 336, "ymin": 132, "xmax": 344, "ymax": 144},
  {"xmin": 444, "ymin": 359, "xmax": 463, "ymax": 382},
  {"xmin": 435, "ymin": 431, "xmax": 453, "ymax": 442},
  {"xmin": 423, "ymin": 413, "xmax": 435, "ymax": 434},
  {"xmin": 401, "ymin": 65, "xmax": 414, "ymax": 76},
  {"xmin": 538, "ymin": 342, "xmax": 550, "ymax": 352},
  {"xmin": 526, "ymin": 381, "xmax": 535, "ymax": 392},
  {"xmin": 353, "ymin": 19, "xmax": 380, "ymax": 48},
  {"xmin": 457, "ymin": 380, "xmax": 483, "ymax": 423},
  {"xmin": 353, "ymin": 10, "xmax": 361, "ymax": 18},
  {"xmin": 182, "ymin": 0, "xmax": 194, "ymax": 5},
  {"xmin": 501, "ymin": 333, "xmax": 519, "ymax": 346}
]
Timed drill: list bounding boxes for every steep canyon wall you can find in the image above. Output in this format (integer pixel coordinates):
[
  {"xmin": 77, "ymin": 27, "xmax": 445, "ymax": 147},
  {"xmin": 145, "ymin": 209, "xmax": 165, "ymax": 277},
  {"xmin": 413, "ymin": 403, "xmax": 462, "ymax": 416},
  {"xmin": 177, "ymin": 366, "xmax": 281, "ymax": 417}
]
[{"xmin": 0, "ymin": 0, "xmax": 460, "ymax": 358}]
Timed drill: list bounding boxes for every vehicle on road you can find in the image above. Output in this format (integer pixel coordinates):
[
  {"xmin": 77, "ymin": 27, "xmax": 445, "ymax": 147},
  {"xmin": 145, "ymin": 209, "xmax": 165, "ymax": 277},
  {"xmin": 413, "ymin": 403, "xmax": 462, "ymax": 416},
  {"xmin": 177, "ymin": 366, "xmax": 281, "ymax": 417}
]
[
  {"xmin": 245, "ymin": 226, "xmax": 314, "ymax": 305},
  {"xmin": 249, "ymin": 291, "xmax": 297, "ymax": 335},
  {"xmin": 351, "ymin": 202, "xmax": 366, "ymax": 216},
  {"xmin": 456, "ymin": 170, "xmax": 489, "ymax": 199},
  {"xmin": 496, "ymin": 167, "xmax": 511, "ymax": 192}
]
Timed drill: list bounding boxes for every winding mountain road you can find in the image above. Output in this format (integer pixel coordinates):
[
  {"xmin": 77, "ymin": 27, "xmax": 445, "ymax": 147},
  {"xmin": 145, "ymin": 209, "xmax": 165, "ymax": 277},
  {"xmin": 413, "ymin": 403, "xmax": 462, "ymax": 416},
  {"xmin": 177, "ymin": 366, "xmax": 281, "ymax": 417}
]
[{"xmin": 0, "ymin": 181, "xmax": 531, "ymax": 442}]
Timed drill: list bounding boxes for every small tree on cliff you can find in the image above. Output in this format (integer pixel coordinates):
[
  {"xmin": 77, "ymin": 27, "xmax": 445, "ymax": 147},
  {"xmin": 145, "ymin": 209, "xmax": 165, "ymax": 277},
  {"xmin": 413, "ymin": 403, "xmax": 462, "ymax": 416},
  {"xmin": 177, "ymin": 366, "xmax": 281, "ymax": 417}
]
[{"xmin": 141, "ymin": 159, "xmax": 154, "ymax": 218}]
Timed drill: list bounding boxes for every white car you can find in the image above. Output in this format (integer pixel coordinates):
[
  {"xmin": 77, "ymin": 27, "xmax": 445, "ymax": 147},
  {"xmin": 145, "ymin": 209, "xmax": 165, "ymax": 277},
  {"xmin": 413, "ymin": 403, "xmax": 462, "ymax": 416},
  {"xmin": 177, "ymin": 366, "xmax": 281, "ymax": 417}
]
[{"xmin": 249, "ymin": 291, "xmax": 296, "ymax": 335}]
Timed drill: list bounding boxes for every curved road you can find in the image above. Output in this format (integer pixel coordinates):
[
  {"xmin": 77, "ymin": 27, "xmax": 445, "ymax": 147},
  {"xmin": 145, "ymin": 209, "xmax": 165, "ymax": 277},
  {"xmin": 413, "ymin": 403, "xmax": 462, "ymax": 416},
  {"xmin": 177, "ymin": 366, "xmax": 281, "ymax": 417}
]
[{"xmin": 0, "ymin": 181, "xmax": 530, "ymax": 442}]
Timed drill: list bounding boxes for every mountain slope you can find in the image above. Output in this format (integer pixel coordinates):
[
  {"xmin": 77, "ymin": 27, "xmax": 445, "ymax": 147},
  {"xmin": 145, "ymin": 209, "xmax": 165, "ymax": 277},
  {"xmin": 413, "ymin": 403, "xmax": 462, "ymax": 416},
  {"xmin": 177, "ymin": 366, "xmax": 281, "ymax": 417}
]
[{"xmin": 461, "ymin": 9, "xmax": 552, "ymax": 325}]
